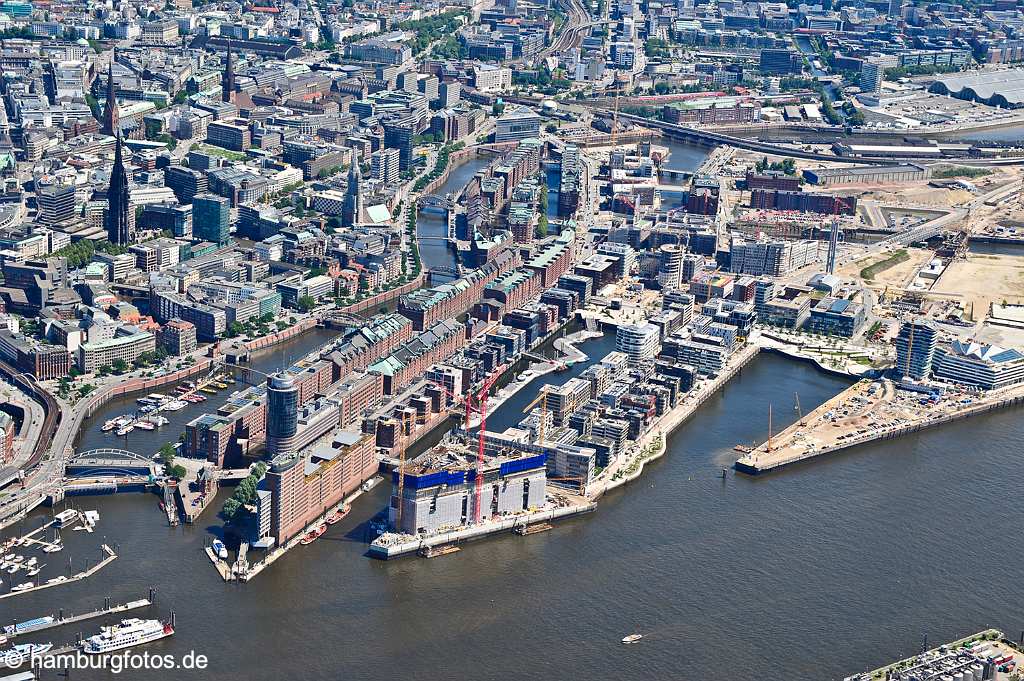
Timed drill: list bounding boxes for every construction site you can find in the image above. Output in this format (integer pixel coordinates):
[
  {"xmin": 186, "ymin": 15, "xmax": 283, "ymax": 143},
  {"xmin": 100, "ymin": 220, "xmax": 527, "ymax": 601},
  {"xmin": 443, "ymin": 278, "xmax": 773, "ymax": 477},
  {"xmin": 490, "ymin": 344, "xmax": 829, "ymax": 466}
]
[{"xmin": 734, "ymin": 371, "xmax": 1024, "ymax": 474}]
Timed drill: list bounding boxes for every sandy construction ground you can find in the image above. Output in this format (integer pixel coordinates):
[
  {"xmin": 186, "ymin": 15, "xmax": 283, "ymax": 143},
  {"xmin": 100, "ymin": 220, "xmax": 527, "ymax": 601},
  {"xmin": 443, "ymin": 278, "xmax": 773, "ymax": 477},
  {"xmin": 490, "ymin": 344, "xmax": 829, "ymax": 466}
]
[
  {"xmin": 825, "ymin": 183, "xmax": 976, "ymax": 210},
  {"xmin": 840, "ymin": 247, "xmax": 933, "ymax": 289},
  {"xmin": 931, "ymin": 252, "xmax": 1024, "ymax": 313}
]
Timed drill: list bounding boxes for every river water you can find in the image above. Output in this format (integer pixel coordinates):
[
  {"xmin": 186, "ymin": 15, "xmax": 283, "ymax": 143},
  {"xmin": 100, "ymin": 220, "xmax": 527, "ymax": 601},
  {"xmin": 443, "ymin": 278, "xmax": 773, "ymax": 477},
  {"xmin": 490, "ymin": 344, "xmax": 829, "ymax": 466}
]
[
  {"xmin": 6, "ymin": 330, "xmax": 1024, "ymax": 680},
  {"xmin": 6, "ymin": 141, "xmax": 1024, "ymax": 679}
]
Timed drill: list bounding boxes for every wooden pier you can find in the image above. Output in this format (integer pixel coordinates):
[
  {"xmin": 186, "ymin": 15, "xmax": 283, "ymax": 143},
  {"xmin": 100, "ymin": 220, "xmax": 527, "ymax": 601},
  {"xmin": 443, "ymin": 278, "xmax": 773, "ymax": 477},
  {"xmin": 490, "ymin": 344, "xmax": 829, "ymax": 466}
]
[{"xmin": 204, "ymin": 546, "xmax": 233, "ymax": 581}]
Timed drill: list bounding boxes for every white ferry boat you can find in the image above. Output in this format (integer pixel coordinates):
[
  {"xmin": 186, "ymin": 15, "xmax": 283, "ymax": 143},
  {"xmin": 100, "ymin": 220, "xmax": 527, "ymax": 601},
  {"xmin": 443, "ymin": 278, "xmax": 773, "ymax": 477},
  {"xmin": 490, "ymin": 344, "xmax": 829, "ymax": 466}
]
[{"xmin": 82, "ymin": 619, "xmax": 174, "ymax": 654}]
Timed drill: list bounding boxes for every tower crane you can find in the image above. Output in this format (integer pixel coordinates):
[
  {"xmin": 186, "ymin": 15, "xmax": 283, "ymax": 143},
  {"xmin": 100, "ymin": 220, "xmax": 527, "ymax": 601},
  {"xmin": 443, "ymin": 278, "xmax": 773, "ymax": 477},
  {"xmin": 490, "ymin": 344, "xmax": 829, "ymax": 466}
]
[
  {"xmin": 393, "ymin": 408, "xmax": 415, "ymax": 532},
  {"xmin": 521, "ymin": 385, "xmax": 551, "ymax": 444},
  {"xmin": 395, "ymin": 382, "xmax": 465, "ymax": 532},
  {"xmin": 464, "ymin": 366, "xmax": 506, "ymax": 525}
]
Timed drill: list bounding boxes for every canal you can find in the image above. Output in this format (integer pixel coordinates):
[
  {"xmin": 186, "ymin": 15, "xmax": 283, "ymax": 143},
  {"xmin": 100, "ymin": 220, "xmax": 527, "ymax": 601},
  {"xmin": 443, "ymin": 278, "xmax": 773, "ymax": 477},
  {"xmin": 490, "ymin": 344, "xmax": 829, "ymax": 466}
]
[
  {"xmin": 8, "ymin": 337, "xmax": 1024, "ymax": 681},
  {"xmin": 416, "ymin": 156, "xmax": 492, "ymax": 281}
]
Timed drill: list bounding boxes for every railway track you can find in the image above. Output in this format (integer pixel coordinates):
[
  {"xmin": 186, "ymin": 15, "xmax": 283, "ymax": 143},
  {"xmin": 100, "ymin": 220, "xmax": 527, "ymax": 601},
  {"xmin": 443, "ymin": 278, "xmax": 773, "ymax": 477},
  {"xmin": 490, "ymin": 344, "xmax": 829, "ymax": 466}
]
[
  {"xmin": 539, "ymin": 0, "xmax": 590, "ymax": 59},
  {"xmin": 0, "ymin": 357, "xmax": 60, "ymax": 474}
]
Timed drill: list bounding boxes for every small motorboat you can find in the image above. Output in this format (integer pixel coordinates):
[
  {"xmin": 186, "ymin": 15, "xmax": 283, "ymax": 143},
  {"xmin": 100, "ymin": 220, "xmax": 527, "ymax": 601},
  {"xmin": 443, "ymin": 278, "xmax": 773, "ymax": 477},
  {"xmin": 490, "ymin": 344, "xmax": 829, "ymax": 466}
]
[
  {"xmin": 326, "ymin": 506, "xmax": 349, "ymax": 525},
  {"xmin": 621, "ymin": 634, "xmax": 643, "ymax": 644}
]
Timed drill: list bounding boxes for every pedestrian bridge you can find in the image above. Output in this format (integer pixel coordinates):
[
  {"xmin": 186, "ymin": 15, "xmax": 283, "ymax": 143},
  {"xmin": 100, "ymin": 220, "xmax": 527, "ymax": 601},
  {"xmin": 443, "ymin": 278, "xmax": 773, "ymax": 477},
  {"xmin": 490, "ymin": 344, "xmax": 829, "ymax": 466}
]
[
  {"xmin": 65, "ymin": 448, "xmax": 156, "ymax": 478},
  {"xmin": 418, "ymin": 195, "xmax": 453, "ymax": 212}
]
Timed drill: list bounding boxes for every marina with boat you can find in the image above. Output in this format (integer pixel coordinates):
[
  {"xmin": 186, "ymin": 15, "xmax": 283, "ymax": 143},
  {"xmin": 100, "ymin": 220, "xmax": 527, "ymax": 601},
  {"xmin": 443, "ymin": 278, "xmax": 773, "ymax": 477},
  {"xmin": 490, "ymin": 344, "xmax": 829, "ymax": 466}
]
[
  {"xmin": 0, "ymin": 509, "xmax": 113, "ymax": 600},
  {"xmin": 99, "ymin": 373, "xmax": 238, "ymax": 437}
]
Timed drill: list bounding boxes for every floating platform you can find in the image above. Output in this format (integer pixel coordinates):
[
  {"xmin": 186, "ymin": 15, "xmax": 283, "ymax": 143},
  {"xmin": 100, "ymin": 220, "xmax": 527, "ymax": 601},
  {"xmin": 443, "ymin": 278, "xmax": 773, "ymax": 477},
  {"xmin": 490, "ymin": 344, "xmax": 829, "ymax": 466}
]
[
  {"xmin": 514, "ymin": 522, "xmax": 552, "ymax": 536},
  {"xmin": 417, "ymin": 544, "xmax": 460, "ymax": 558},
  {"xmin": 4, "ymin": 598, "xmax": 151, "ymax": 638},
  {"xmin": 0, "ymin": 544, "xmax": 117, "ymax": 600}
]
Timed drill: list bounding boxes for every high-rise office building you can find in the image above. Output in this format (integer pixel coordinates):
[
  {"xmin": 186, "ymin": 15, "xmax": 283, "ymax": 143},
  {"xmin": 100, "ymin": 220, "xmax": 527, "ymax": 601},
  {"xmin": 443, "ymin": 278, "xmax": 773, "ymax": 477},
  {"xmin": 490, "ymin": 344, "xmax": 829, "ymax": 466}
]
[
  {"xmin": 860, "ymin": 59, "xmax": 885, "ymax": 94},
  {"xmin": 105, "ymin": 135, "xmax": 133, "ymax": 245},
  {"xmin": 164, "ymin": 166, "xmax": 208, "ymax": 204},
  {"xmin": 370, "ymin": 148, "xmax": 400, "ymax": 185},
  {"xmin": 895, "ymin": 320, "xmax": 938, "ymax": 380},
  {"xmin": 759, "ymin": 49, "xmax": 799, "ymax": 75},
  {"xmin": 382, "ymin": 115, "xmax": 415, "ymax": 170},
  {"xmin": 192, "ymin": 194, "xmax": 230, "ymax": 244},
  {"xmin": 437, "ymin": 81, "xmax": 460, "ymax": 108},
  {"xmin": 266, "ymin": 373, "xmax": 300, "ymax": 456},
  {"xmin": 36, "ymin": 184, "xmax": 76, "ymax": 224}
]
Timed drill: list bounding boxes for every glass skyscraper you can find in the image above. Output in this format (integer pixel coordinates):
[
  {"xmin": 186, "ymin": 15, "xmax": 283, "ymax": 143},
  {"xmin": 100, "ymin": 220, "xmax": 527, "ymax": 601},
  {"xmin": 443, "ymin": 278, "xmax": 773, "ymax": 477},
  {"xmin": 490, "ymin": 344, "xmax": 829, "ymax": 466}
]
[
  {"xmin": 192, "ymin": 193, "xmax": 230, "ymax": 245},
  {"xmin": 266, "ymin": 373, "xmax": 299, "ymax": 456}
]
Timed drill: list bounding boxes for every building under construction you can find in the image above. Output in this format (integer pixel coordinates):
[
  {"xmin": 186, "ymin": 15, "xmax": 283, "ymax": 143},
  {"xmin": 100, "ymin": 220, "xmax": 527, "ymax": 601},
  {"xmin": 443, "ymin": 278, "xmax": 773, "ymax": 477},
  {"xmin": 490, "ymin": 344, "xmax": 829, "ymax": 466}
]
[{"xmin": 389, "ymin": 440, "xmax": 546, "ymax": 536}]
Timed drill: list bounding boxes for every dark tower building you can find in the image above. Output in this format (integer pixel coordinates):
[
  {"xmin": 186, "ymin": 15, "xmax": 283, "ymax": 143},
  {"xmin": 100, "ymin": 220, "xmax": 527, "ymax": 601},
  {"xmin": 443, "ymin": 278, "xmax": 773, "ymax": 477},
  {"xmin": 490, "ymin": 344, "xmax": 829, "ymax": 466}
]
[
  {"xmin": 341, "ymin": 154, "xmax": 364, "ymax": 227},
  {"xmin": 106, "ymin": 135, "xmax": 133, "ymax": 245},
  {"xmin": 222, "ymin": 41, "xmax": 234, "ymax": 104},
  {"xmin": 104, "ymin": 57, "xmax": 119, "ymax": 136}
]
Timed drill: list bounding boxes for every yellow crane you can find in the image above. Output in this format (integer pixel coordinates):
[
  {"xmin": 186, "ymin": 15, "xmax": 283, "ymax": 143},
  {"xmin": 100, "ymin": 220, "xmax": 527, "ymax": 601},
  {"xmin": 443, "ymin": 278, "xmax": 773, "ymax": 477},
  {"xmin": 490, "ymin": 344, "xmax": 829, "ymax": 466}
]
[{"xmin": 522, "ymin": 385, "xmax": 551, "ymax": 443}]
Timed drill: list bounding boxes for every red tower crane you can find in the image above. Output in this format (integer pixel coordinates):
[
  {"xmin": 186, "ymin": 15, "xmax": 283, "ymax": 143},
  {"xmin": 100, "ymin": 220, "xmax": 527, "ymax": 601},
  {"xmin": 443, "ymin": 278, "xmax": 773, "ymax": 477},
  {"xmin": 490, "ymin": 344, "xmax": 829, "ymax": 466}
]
[{"xmin": 464, "ymin": 366, "xmax": 505, "ymax": 524}]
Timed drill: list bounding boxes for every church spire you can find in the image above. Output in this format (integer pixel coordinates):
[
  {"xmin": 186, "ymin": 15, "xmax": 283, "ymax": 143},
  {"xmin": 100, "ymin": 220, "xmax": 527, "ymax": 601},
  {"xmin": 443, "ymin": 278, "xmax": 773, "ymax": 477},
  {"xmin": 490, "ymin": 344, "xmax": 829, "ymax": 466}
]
[
  {"xmin": 106, "ymin": 133, "xmax": 133, "ymax": 245},
  {"xmin": 104, "ymin": 52, "xmax": 119, "ymax": 136},
  {"xmin": 222, "ymin": 40, "xmax": 234, "ymax": 104},
  {"xmin": 343, "ymin": 151, "xmax": 363, "ymax": 227}
]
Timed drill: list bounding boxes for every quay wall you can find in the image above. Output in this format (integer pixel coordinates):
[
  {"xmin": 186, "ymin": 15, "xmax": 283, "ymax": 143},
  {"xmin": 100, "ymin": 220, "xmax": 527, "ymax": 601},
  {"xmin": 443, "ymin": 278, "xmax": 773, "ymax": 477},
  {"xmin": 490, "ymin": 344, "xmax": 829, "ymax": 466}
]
[
  {"xmin": 337, "ymin": 273, "xmax": 425, "ymax": 315},
  {"xmin": 241, "ymin": 317, "xmax": 318, "ymax": 352},
  {"xmin": 736, "ymin": 388, "xmax": 1024, "ymax": 475},
  {"xmin": 593, "ymin": 344, "xmax": 760, "ymax": 499}
]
